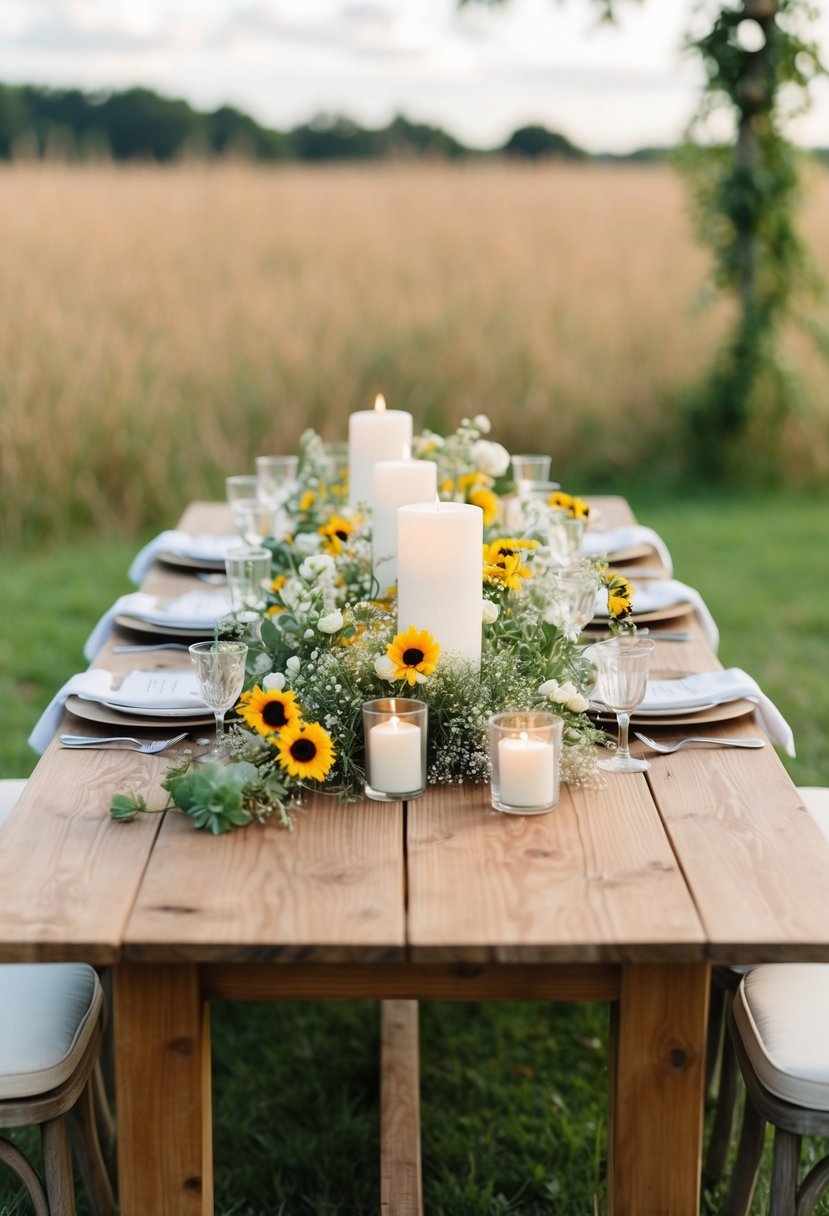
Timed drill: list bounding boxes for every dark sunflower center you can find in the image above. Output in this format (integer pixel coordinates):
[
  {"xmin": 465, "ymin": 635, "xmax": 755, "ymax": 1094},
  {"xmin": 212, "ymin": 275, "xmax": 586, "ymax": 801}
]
[
  {"xmin": 335, "ymin": 529, "xmax": 349, "ymax": 541},
  {"xmin": 262, "ymin": 701, "xmax": 289, "ymax": 728},
  {"xmin": 499, "ymin": 546, "xmax": 516, "ymax": 557},
  {"xmin": 291, "ymin": 738, "xmax": 317, "ymax": 762},
  {"xmin": 402, "ymin": 647, "xmax": 424, "ymax": 666}
]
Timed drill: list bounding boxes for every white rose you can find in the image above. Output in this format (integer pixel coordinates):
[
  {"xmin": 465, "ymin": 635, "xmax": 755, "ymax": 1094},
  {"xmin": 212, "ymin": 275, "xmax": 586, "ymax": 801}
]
[
  {"xmin": 299, "ymin": 553, "xmax": 335, "ymax": 580},
  {"xmin": 471, "ymin": 439, "xmax": 510, "ymax": 479},
  {"xmin": 538, "ymin": 678, "xmax": 566, "ymax": 703},
  {"xmin": 481, "ymin": 599, "xmax": 500, "ymax": 625},
  {"xmin": 472, "ymin": 414, "xmax": 491, "ymax": 434},
  {"xmin": 286, "ymin": 655, "xmax": 301, "ymax": 674},
  {"xmin": 566, "ymin": 692, "xmax": 590, "ymax": 713},
  {"xmin": 263, "ymin": 671, "xmax": 286, "ymax": 691},
  {"xmin": 318, "ymin": 609, "xmax": 344, "ymax": 634},
  {"xmin": 304, "ymin": 628, "xmax": 315, "ymax": 639},
  {"xmin": 374, "ymin": 654, "xmax": 397, "ymax": 681},
  {"xmin": 294, "ymin": 531, "xmax": 322, "ymax": 556}
]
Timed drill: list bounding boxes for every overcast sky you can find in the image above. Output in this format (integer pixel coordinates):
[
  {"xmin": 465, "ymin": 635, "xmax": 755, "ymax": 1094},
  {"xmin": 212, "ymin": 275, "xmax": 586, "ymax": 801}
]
[{"xmin": 1, "ymin": 0, "xmax": 827, "ymax": 153}]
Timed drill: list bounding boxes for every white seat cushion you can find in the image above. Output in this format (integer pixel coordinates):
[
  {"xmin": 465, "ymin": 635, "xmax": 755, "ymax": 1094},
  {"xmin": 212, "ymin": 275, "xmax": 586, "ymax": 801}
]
[
  {"xmin": 800, "ymin": 787, "xmax": 829, "ymax": 843},
  {"xmin": 734, "ymin": 965, "xmax": 829, "ymax": 1110},
  {"xmin": 0, "ymin": 964, "xmax": 102, "ymax": 1099},
  {"xmin": 0, "ymin": 779, "xmax": 27, "ymax": 829}
]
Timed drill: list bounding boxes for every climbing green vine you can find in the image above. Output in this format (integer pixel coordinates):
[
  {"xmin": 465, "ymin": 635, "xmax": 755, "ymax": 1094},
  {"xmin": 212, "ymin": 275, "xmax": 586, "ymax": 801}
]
[{"xmin": 681, "ymin": 0, "xmax": 826, "ymax": 480}]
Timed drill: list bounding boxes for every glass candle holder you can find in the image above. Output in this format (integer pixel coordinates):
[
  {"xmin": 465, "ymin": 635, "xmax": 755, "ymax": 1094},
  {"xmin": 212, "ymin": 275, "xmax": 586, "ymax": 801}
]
[
  {"xmin": 225, "ymin": 547, "xmax": 272, "ymax": 615},
  {"xmin": 362, "ymin": 698, "xmax": 428, "ymax": 802},
  {"xmin": 488, "ymin": 711, "xmax": 563, "ymax": 815}
]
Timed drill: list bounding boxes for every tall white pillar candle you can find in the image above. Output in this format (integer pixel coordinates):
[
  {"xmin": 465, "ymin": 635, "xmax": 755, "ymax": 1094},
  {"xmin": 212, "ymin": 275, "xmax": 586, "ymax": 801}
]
[
  {"xmin": 367, "ymin": 716, "xmax": 422, "ymax": 794},
  {"xmin": 497, "ymin": 733, "xmax": 556, "ymax": 807},
  {"xmin": 372, "ymin": 459, "xmax": 437, "ymax": 594},
  {"xmin": 397, "ymin": 501, "xmax": 483, "ymax": 668},
  {"xmin": 348, "ymin": 394, "xmax": 413, "ymax": 508}
]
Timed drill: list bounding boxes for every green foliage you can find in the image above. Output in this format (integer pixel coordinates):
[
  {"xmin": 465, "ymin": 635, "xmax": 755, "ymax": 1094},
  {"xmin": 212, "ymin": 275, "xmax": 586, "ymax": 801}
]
[
  {"xmin": 681, "ymin": 0, "xmax": 827, "ymax": 480},
  {"xmin": 163, "ymin": 759, "xmax": 258, "ymax": 834}
]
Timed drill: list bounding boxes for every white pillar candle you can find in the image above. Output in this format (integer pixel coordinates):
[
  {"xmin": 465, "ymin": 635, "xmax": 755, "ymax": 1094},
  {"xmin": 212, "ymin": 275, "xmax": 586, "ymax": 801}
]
[
  {"xmin": 368, "ymin": 716, "xmax": 422, "ymax": 794},
  {"xmin": 397, "ymin": 500, "xmax": 483, "ymax": 668},
  {"xmin": 497, "ymin": 733, "xmax": 556, "ymax": 807},
  {"xmin": 372, "ymin": 459, "xmax": 437, "ymax": 594},
  {"xmin": 348, "ymin": 394, "xmax": 413, "ymax": 508}
]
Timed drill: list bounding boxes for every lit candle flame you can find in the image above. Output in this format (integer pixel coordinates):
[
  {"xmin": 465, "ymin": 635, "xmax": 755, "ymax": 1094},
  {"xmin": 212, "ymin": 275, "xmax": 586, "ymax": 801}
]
[
  {"xmin": 374, "ymin": 393, "xmax": 387, "ymax": 414},
  {"xmin": 519, "ymin": 731, "xmax": 529, "ymax": 745},
  {"xmin": 389, "ymin": 715, "xmax": 400, "ymax": 729}
]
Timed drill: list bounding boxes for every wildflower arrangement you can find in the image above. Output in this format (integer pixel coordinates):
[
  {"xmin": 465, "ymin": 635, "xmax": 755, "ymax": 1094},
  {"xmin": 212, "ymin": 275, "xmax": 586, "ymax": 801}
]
[{"xmin": 112, "ymin": 418, "xmax": 634, "ymax": 833}]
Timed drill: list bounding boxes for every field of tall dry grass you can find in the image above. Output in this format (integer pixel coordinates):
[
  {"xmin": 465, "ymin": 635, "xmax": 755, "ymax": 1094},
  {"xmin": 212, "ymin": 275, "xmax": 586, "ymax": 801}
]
[{"xmin": 2, "ymin": 160, "xmax": 828, "ymax": 545}]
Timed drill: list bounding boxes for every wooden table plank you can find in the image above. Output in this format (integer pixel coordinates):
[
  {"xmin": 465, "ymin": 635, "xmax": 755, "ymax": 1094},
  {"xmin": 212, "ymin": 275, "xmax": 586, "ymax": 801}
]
[
  {"xmin": 647, "ymin": 743, "xmax": 829, "ymax": 962},
  {"xmin": 125, "ymin": 794, "xmax": 407, "ymax": 962},
  {"xmin": 407, "ymin": 782, "xmax": 706, "ymax": 962},
  {"xmin": 0, "ymin": 744, "xmax": 163, "ymax": 963}
]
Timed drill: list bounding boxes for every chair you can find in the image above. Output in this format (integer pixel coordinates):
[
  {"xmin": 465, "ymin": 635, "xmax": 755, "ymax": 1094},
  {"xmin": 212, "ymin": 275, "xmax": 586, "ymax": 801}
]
[
  {"xmin": 704, "ymin": 786, "xmax": 829, "ymax": 1193},
  {"xmin": 0, "ymin": 963, "xmax": 114, "ymax": 1215},
  {"xmin": 724, "ymin": 964, "xmax": 829, "ymax": 1216}
]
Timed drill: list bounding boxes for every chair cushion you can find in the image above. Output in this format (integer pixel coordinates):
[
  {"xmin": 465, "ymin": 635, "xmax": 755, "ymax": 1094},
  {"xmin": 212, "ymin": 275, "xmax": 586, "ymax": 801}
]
[
  {"xmin": 734, "ymin": 965, "xmax": 829, "ymax": 1111},
  {"xmin": 800, "ymin": 787, "xmax": 829, "ymax": 843},
  {"xmin": 0, "ymin": 779, "xmax": 27, "ymax": 829},
  {"xmin": 0, "ymin": 964, "xmax": 102, "ymax": 1099}
]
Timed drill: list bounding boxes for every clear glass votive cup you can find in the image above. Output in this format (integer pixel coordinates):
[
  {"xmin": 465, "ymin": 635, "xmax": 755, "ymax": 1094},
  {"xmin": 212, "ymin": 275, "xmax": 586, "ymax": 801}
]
[
  {"xmin": 488, "ymin": 711, "xmax": 563, "ymax": 815},
  {"xmin": 362, "ymin": 698, "xmax": 428, "ymax": 802},
  {"xmin": 225, "ymin": 546, "xmax": 272, "ymax": 615}
]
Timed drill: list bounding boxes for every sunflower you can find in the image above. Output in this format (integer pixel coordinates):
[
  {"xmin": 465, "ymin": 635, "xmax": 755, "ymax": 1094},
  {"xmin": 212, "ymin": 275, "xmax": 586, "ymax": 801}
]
[
  {"xmin": 318, "ymin": 513, "xmax": 355, "ymax": 556},
  {"xmin": 298, "ymin": 490, "xmax": 316, "ymax": 512},
  {"xmin": 482, "ymin": 539, "xmax": 535, "ymax": 590},
  {"xmin": 386, "ymin": 626, "xmax": 441, "ymax": 685},
  {"xmin": 277, "ymin": 721, "xmax": 336, "ymax": 782},
  {"xmin": 237, "ymin": 686, "xmax": 301, "ymax": 738},
  {"xmin": 469, "ymin": 487, "xmax": 500, "ymax": 527},
  {"xmin": 548, "ymin": 491, "xmax": 590, "ymax": 520},
  {"xmin": 605, "ymin": 574, "xmax": 634, "ymax": 620}
]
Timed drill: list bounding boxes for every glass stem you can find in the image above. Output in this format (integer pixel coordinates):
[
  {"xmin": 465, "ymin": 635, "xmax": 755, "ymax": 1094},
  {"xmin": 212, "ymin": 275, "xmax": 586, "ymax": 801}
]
[
  {"xmin": 214, "ymin": 709, "xmax": 226, "ymax": 740},
  {"xmin": 616, "ymin": 712, "xmax": 632, "ymax": 760}
]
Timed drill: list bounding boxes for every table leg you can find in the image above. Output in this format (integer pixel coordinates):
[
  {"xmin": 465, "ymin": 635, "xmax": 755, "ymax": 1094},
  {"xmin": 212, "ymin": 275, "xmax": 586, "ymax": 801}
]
[
  {"xmin": 608, "ymin": 962, "xmax": 709, "ymax": 1216},
  {"xmin": 114, "ymin": 962, "xmax": 212, "ymax": 1216}
]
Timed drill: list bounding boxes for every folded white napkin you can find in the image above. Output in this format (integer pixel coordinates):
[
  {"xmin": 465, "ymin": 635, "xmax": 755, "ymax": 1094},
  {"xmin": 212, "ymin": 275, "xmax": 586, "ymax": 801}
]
[
  {"xmin": 583, "ymin": 525, "xmax": 674, "ymax": 578},
  {"xmin": 594, "ymin": 578, "xmax": 719, "ymax": 651},
  {"xmin": 83, "ymin": 590, "xmax": 233, "ymax": 660},
  {"xmin": 28, "ymin": 668, "xmax": 207, "ymax": 754},
  {"xmin": 637, "ymin": 668, "xmax": 794, "ymax": 757},
  {"xmin": 128, "ymin": 530, "xmax": 239, "ymax": 584},
  {"xmin": 28, "ymin": 669, "xmax": 114, "ymax": 754}
]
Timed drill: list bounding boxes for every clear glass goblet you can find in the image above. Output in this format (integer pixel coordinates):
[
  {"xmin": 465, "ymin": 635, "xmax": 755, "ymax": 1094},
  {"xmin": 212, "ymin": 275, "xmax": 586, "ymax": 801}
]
[
  {"xmin": 255, "ymin": 455, "xmax": 299, "ymax": 533},
  {"xmin": 547, "ymin": 508, "xmax": 586, "ymax": 568},
  {"xmin": 548, "ymin": 568, "xmax": 598, "ymax": 637},
  {"xmin": 189, "ymin": 640, "xmax": 248, "ymax": 763},
  {"xmin": 592, "ymin": 637, "xmax": 655, "ymax": 773},
  {"xmin": 231, "ymin": 498, "xmax": 274, "ymax": 546},
  {"xmin": 225, "ymin": 474, "xmax": 259, "ymax": 504}
]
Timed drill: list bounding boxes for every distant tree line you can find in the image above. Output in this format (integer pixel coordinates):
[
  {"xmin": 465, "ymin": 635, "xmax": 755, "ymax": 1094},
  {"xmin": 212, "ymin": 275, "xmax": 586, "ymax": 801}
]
[{"xmin": 0, "ymin": 82, "xmax": 656, "ymax": 163}]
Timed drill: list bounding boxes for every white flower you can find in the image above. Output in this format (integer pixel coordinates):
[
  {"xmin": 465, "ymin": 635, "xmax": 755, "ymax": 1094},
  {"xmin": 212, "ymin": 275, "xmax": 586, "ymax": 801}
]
[
  {"xmin": 294, "ymin": 532, "xmax": 322, "ymax": 556},
  {"xmin": 286, "ymin": 656, "xmax": 301, "ymax": 674},
  {"xmin": 538, "ymin": 678, "xmax": 589, "ymax": 714},
  {"xmin": 481, "ymin": 599, "xmax": 500, "ymax": 625},
  {"xmin": 304, "ymin": 628, "xmax": 315, "ymax": 639},
  {"xmin": 542, "ymin": 603, "xmax": 567, "ymax": 630},
  {"xmin": 374, "ymin": 654, "xmax": 397, "ymax": 681},
  {"xmin": 299, "ymin": 552, "xmax": 335, "ymax": 580},
  {"xmin": 471, "ymin": 439, "xmax": 510, "ymax": 478},
  {"xmin": 318, "ymin": 609, "xmax": 344, "ymax": 634},
  {"xmin": 472, "ymin": 414, "xmax": 491, "ymax": 434},
  {"xmin": 263, "ymin": 671, "xmax": 286, "ymax": 691}
]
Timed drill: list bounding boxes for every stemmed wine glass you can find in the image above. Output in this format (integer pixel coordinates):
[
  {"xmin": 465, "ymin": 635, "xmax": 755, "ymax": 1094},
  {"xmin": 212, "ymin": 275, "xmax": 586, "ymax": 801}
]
[
  {"xmin": 255, "ymin": 455, "xmax": 299, "ymax": 534},
  {"xmin": 189, "ymin": 640, "xmax": 248, "ymax": 763},
  {"xmin": 592, "ymin": 637, "xmax": 655, "ymax": 773}
]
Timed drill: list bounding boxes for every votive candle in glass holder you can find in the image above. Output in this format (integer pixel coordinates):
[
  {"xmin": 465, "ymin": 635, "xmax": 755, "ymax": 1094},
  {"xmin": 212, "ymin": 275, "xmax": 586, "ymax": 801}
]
[
  {"xmin": 488, "ymin": 711, "xmax": 563, "ymax": 815},
  {"xmin": 362, "ymin": 697, "xmax": 428, "ymax": 802}
]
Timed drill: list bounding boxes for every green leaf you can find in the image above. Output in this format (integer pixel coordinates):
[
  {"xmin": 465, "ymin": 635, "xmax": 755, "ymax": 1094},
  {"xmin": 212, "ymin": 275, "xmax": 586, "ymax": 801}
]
[{"xmin": 110, "ymin": 793, "xmax": 141, "ymax": 822}]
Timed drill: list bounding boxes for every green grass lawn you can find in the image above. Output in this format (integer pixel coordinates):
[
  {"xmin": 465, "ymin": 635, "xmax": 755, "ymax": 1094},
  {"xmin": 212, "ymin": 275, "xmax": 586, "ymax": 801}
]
[{"xmin": 1, "ymin": 490, "xmax": 827, "ymax": 1214}]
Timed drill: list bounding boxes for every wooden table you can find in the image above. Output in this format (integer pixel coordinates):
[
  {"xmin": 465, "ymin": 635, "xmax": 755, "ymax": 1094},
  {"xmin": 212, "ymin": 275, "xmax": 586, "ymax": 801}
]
[{"xmin": 3, "ymin": 497, "xmax": 829, "ymax": 1215}]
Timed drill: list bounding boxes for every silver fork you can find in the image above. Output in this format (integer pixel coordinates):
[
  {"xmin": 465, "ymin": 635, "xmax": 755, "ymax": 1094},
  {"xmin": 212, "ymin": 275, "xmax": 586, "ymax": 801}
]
[
  {"xmin": 59, "ymin": 732, "xmax": 189, "ymax": 753},
  {"xmin": 633, "ymin": 731, "xmax": 765, "ymax": 754}
]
